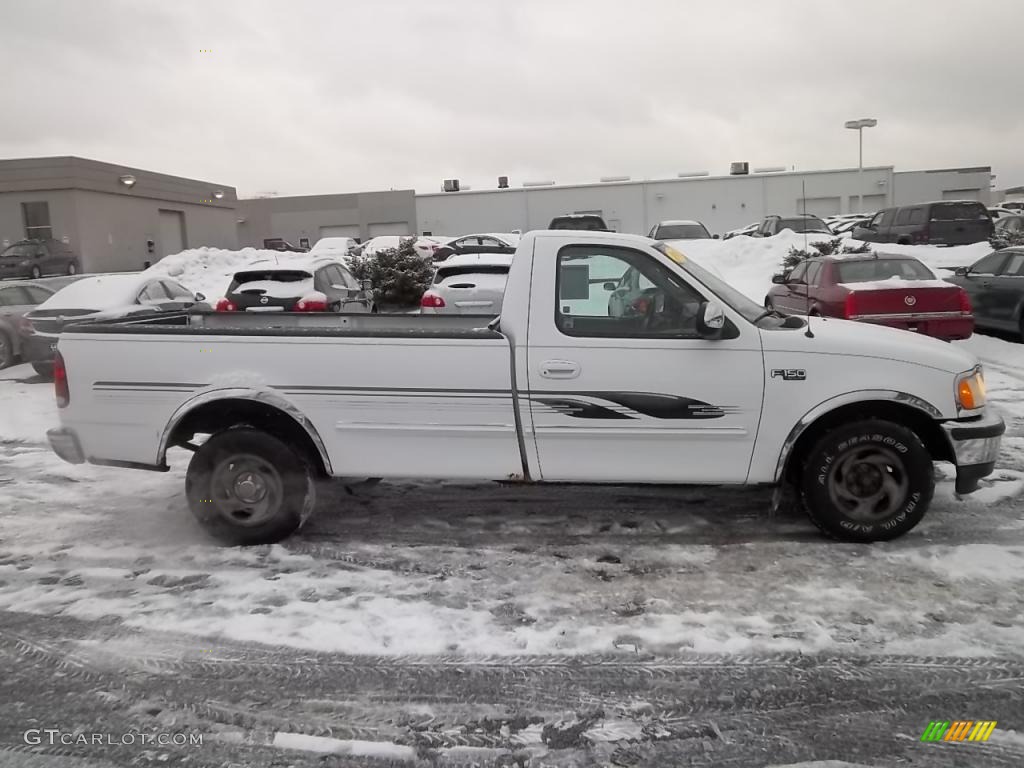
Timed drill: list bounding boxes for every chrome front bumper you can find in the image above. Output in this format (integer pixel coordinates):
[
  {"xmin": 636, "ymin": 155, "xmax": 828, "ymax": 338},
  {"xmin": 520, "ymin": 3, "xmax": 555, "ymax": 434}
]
[
  {"xmin": 941, "ymin": 409, "xmax": 1005, "ymax": 494},
  {"xmin": 47, "ymin": 427, "xmax": 85, "ymax": 465}
]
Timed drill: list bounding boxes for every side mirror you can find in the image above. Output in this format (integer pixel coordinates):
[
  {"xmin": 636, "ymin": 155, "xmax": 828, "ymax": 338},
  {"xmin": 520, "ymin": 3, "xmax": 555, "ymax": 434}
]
[
  {"xmin": 771, "ymin": 273, "xmax": 787, "ymax": 284},
  {"xmin": 194, "ymin": 292, "xmax": 206, "ymax": 302},
  {"xmin": 361, "ymin": 279, "xmax": 373, "ymax": 292},
  {"xmin": 696, "ymin": 301, "xmax": 726, "ymax": 340},
  {"xmin": 602, "ymin": 281, "xmax": 617, "ymax": 291},
  {"xmin": 953, "ymin": 267, "xmax": 970, "ymax": 277}
]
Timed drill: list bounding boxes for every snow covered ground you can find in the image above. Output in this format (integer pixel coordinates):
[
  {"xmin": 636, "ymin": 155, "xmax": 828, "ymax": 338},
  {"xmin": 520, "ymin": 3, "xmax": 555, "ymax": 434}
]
[{"xmin": 1, "ymin": 233, "xmax": 1022, "ymax": 766}]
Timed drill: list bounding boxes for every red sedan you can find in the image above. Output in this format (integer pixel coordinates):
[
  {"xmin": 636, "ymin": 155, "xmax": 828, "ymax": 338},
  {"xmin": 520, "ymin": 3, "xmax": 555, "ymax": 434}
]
[{"xmin": 766, "ymin": 254, "xmax": 974, "ymax": 341}]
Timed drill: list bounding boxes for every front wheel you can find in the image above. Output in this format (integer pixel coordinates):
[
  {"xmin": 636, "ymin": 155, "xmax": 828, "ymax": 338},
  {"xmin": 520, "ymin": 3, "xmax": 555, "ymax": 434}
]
[
  {"xmin": 186, "ymin": 428, "xmax": 316, "ymax": 545},
  {"xmin": 801, "ymin": 420, "xmax": 934, "ymax": 542},
  {"xmin": 66, "ymin": 262, "xmax": 78, "ymax": 275},
  {"xmin": 29, "ymin": 266, "xmax": 42, "ymax": 279}
]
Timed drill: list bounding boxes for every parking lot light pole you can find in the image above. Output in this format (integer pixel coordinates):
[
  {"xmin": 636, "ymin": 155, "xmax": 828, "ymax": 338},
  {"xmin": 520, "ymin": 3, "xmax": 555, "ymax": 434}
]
[{"xmin": 845, "ymin": 118, "xmax": 877, "ymax": 214}]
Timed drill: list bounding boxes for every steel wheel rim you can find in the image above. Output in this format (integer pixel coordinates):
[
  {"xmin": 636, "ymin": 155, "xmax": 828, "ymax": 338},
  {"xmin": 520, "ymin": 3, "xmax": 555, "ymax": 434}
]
[
  {"xmin": 827, "ymin": 445, "xmax": 909, "ymax": 522},
  {"xmin": 209, "ymin": 453, "xmax": 284, "ymax": 527}
]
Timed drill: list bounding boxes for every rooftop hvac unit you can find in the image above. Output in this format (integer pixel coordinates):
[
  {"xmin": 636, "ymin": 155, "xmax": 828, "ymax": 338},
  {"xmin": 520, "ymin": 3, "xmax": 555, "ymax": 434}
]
[
  {"xmin": 753, "ymin": 166, "xmax": 787, "ymax": 173},
  {"xmin": 442, "ymin": 179, "xmax": 460, "ymax": 192},
  {"xmin": 600, "ymin": 175, "xmax": 631, "ymax": 183},
  {"xmin": 730, "ymin": 162, "xmax": 750, "ymax": 176},
  {"xmin": 677, "ymin": 171, "xmax": 710, "ymax": 178},
  {"xmin": 498, "ymin": 176, "xmax": 509, "ymax": 189},
  {"xmin": 523, "ymin": 180, "xmax": 556, "ymax": 187}
]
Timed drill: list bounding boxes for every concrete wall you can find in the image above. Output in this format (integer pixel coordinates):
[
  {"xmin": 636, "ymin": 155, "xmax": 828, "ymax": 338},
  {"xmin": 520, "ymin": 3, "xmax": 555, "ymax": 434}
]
[
  {"xmin": 236, "ymin": 190, "xmax": 417, "ymax": 247},
  {"xmin": 417, "ymin": 167, "xmax": 896, "ymax": 237},
  {"xmin": 72, "ymin": 191, "xmax": 238, "ymax": 272},
  {"xmin": 0, "ymin": 189, "xmax": 80, "ymax": 251},
  {"xmin": 892, "ymin": 167, "xmax": 992, "ymax": 207}
]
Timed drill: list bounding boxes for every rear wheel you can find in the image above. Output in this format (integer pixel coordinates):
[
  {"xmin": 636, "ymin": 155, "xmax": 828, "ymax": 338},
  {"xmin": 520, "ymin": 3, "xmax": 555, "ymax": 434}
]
[
  {"xmin": 801, "ymin": 419, "xmax": 934, "ymax": 542},
  {"xmin": 66, "ymin": 262, "xmax": 78, "ymax": 275},
  {"xmin": 185, "ymin": 428, "xmax": 316, "ymax": 545},
  {"xmin": 0, "ymin": 333, "xmax": 13, "ymax": 369},
  {"xmin": 29, "ymin": 266, "xmax": 42, "ymax": 279},
  {"xmin": 31, "ymin": 361, "xmax": 54, "ymax": 379}
]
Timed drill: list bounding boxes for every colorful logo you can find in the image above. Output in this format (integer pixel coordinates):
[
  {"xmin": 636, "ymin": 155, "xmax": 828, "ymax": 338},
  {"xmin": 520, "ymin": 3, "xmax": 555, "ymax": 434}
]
[{"xmin": 920, "ymin": 721, "xmax": 997, "ymax": 742}]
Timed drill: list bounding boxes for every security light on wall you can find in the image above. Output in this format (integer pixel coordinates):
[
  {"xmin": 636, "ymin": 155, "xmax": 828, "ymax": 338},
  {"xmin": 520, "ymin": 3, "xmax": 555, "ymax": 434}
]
[
  {"xmin": 118, "ymin": 174, "xmax": 137, "ymax": 187},
  {"xmin": 213, "ymin": 189, "xmax": 225, "ymax": 199}
]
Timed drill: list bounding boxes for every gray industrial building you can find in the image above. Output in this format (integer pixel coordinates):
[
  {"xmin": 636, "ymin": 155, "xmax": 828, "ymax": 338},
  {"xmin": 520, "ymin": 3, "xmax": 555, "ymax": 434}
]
[
  {"xmin": 235, "ymin": 190, "xmax": 417, "ymax": 250},
  {"xmin": 416, "ymin": 166, "xmax": 995, "ymax": 237},
  {"xmin": 0, "ymin": 156, "xmax": 238, "ymax": 273}
]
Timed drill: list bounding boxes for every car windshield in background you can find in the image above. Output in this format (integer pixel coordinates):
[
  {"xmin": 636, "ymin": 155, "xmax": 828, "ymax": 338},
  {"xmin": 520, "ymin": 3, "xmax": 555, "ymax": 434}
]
[
  {"xmin": 931, "ymin": 202, "xmax": 989, "ymax": 220},
  {"xmin": 1, "ymin": 245, "xmax": 33, "ymax": 258},
  {"xmin": 654, "ymin": 243, "xmax": 766, "ymax": 324},
  {"xmin": 778, "ymin": 218, "xmax": 829, "ymax": 232},
  {"xmin": 657, "ymin": 224, "xmax": 710, "ymax": 239},
  {"xmin": 228, "ymin": 270, "xmax": 311, "ymax": 291},
  {"xmin": 837, "ymin": 259, "xmax": 934, "ymax": 283}
]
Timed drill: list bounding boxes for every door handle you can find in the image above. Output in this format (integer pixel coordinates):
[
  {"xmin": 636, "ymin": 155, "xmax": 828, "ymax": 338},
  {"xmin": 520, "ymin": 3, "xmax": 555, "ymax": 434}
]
[{"xmin": 540, "ymin": 360, "xmax": 581, "ymax": 379}]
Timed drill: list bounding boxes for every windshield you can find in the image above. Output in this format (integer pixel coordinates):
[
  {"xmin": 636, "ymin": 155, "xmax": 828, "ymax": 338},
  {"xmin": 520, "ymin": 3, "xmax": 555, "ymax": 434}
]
[
  {"xmin": 777, "ymin": 217, "xmax": 830, "ymax": 232},
  {"xmin": 656, "ymin": 223, "xmax": 710, "ymax": 239},
  {"xmin": 654, "ymin": 243, "xmax": 766, "ymax": 324},
  {"xmin": 228, "ymin": 270, "xmax": 312, "ymax": 291},
  {"xmin": 1, "ymin": 244, "xmax": 33, "ymax": 258},
  {"xmin": 837, "ymin": 259, "xmax": 934, "ymax": 283}
]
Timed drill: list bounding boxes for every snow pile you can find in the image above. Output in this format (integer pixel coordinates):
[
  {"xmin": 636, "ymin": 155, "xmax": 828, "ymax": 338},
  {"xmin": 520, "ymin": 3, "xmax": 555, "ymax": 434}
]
[
  {"xmin": 836, "ymin": 278, "xmax": 954, "ymax": 291},
  {"xmin": 142, "ymin": 247, "xmax": 301, "ymax": 300}
]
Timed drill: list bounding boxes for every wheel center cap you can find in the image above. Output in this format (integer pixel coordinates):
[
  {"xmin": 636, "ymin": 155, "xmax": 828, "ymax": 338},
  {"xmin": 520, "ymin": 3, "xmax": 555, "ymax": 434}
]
[
  {"xmin": 234, "ymin": 472, "xmax": 267, "ymax": 503},
  {"xmin": 849, "ymin": 464, "xmax": 883, "ymax": 497}
]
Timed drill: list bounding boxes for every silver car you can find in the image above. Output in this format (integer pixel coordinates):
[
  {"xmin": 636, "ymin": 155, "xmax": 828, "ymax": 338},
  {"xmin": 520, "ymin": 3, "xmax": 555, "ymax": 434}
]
[{"xmin": 419, "ymin": 253, "xmax": 514, "ymax": 315}]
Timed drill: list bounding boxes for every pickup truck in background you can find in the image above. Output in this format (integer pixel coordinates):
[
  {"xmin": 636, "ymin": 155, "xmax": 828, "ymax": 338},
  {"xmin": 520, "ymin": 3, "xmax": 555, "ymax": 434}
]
[{"xmin": 46, "ymin": 231, "xmax": 1004, "ymax": 545}]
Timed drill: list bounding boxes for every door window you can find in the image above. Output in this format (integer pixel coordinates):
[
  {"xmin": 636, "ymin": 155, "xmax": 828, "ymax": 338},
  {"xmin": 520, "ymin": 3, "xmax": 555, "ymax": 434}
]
[
  {"xmin": 555, "ymin": 245, "xmax": 706, "ymax": 338},
  {"xmin": 1002, "ymin": 253, "xmax": 1024, "ymax": 277},
  {"xmin": 788, "ymin": 262, "xmax": 809, "ymax": 283},
  {"xmin": 867, "ymin": 211, "xmax": 885, "ymax": 229},
  {"xmin": 161, "ymin": 281, "xmax": 194, "ymax": 300},
  {"xmin": 895, "ymin": 209, "xmax": 912, "ymax": 226},
  {"xmin": 0, "ymin": 287, "xmax": 32, "ymax": 306},
  {"xmin": 805, "ymin": 262, "xmax": 823, "ymax": 286},
  {"xmin": 909, "ymin": 208, "xmax": 925, "ymax": 225},
  {"xmin": 879, "ymin": 210, "xmax": 897, "ymax": 228},
  {"xmin": 24, "ymin": 286, "xmax": 54, "ymax": 304},
  {"xmin": 337, "ymin": 265, "xmax": 360, "ymax": 290},
  {"xmin": 138, "ymin": 282, "xmax": 171, "ymax": 303},
  {"xmin": 971, "ymin": 252, "xmax": 1007, "ymax": 276}
]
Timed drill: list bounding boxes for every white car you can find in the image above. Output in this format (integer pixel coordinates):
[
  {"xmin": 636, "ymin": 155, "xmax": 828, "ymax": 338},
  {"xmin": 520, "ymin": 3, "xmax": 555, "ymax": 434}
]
[
  {"xmin": 357, "ymin": 236, "xmax": 446, "ymax": 261},
  {"xmin": 648, "ymin": 220, "xmax": 713, "ymax": 240},
  {"xmin": 48, "ymin": 231, "xmax": 1003, "ymax": 546},
  {"xmin": 310, "ymin": 237, "xmax": 358, "ymax": 257},
  {"xmin": 420, "ymin": 253, "xmax": 514, "ymax": 315}
]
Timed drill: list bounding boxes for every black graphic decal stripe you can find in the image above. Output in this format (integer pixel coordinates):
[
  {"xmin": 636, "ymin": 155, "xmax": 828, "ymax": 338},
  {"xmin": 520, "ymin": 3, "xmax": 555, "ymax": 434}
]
[
  {"xmin": 531, "ymin": 392, "xmax": 733, "ymax": 420},
  {"xmin": 532, "ymin": 398, "xmax": 636, "ymax": 420}
]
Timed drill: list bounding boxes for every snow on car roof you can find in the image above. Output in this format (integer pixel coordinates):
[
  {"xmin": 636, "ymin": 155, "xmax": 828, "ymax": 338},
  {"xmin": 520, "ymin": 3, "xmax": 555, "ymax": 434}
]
[
  {"xmin": 436, "ymin": 253, "xmax": 515, "ymax": 269},
  {"xmin": 657, "ymin": 220, "xmax": 702, "ymax": 226},
  {"xmin": 35, "ymin": 273, "xmax": 148, "ymax": 310},
  {"xmin": 838, "ymin": 277, "xmax": 954, "ymax": 291},
  {"xmin": 233, "ymin": 256, "xmax": 340, "ymax": 274}
]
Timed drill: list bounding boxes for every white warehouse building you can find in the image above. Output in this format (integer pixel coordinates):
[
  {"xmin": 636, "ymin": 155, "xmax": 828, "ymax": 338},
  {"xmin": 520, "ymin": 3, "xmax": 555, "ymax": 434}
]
[{"xmin": 417, "ymin": 166, "xmax": 993, "ymax": 237}]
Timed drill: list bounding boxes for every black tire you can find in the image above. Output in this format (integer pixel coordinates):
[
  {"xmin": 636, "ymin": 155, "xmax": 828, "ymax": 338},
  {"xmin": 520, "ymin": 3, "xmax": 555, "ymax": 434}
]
[
  {"xmin": 29, "ymin": 266, "xmax": 42, "ymax": 279},
  {"xmin": 0, "ymin": 332, "xmax": 13, "ymax": 369},
  {"xmin": 66, "ymin": 261, "xmax": 78, "ymax": 275},
  {"xmin": 185, "ymin": 428, "xmax": 316, "ymax": 545},
  {"xmin": 764, "ymin": 297, "xmax": 774, "ymax": 309},
  {"xmin": 31, "ymin": 361, "xmax": 54, "ymax": 379},
  {"xmin": 896, "ymin": 237, "xmax": 911, "ymax": 246},
  {"xmin": 801, "ymin": 419, "xmax": 934, "ymax": 542}
]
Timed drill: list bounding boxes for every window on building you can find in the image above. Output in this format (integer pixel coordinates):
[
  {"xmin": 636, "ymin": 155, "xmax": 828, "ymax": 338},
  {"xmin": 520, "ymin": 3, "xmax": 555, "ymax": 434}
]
[{"xmin": 22, "ymin": 202, "xmax": 52, "ymax": 241}]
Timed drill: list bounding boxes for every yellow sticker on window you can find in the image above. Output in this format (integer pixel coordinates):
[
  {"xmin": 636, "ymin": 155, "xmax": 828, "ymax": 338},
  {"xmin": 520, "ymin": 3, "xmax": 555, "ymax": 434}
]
[{"xmin": 662, "ymin": 245, "xmax": 687, "ymax": 264}]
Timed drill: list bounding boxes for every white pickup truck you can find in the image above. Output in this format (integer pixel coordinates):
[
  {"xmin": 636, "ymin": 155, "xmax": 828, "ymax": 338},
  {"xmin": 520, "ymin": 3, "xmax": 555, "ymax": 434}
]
[{"xmin": 47, "ymin": 231, "xmax": 1004, "ymax": 545}]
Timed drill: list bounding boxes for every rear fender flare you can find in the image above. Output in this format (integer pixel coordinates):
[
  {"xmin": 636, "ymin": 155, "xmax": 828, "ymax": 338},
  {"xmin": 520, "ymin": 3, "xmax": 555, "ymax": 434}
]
[
  {"xmin": 158, "ymin": 387, "xmax": 333, "ymax": 474},
  {"xmin": 773, "ymin": 389, "xmax": 944, "ymax": 483}
]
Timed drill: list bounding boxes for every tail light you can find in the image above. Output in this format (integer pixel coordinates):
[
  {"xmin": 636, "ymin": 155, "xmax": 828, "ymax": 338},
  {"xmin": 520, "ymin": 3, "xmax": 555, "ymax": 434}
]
[
  {"xmin": 54, "ymin": 351, "xmax": 69, "ymax": 408},
  {"xmin": 294, "ymin": 296, "xmax": 328, "ymax": 312},
  {"xmin": 214, "ymin": 298, "xmax": 237, "ymax": 312},
  {"xmin": 18, "ymin": 316, "xmax": 35, "ymax": 335},
  {"xmin": 843, "ymin": 292, "xmax": 859, "ymax": 319},
  {"xmin": 958, "ymin": 288, "xmax": 972, "ymax": 315},
  {"xmin": 420, "ymin": 292, "xmax": 446, "ymax": 308}
]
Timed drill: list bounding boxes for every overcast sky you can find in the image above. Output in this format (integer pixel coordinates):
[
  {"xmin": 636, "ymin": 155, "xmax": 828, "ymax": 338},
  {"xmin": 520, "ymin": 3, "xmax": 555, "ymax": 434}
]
[{"xmin": 2, "ymin": 0, "xmax": 1020, "ymax": 198}]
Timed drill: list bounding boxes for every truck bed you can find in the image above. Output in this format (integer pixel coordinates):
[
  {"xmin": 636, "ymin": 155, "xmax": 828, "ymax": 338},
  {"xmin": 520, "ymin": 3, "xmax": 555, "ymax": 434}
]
[{"xmin": 64, "ymin": 310, "xmax": 502, "ymax": 338}]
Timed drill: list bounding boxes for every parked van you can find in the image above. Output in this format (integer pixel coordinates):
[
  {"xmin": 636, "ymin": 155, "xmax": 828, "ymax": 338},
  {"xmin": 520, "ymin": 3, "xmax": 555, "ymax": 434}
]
[{"xmin": 852, "ymin": 201, "xmax": 993, "ymax": 246}]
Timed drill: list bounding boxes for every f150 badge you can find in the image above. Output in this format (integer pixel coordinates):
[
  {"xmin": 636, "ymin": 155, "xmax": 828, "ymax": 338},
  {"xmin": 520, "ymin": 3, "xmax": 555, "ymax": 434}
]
[{"xmin": 771, "ymin": 369, "xmax": 807, "ymax": 381}]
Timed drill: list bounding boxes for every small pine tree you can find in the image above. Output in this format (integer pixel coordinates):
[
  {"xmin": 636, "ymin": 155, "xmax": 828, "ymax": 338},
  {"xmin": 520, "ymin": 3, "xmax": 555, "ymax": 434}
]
[
  {"xmin": 782, "ymin": 237, "xmax": 873, "ymax": 270},
  {"xmin": 990, "ymin": 228, "xmax": 1024, "ymax": 251},
  {"xmin": 349, "ymin": 237, "xmax": 435, "ymax": 306}
]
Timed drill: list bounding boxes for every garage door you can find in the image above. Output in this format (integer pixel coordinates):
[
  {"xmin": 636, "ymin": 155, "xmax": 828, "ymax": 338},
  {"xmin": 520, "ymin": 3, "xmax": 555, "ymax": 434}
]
[
  {"xmin": 797, "ymin": 197, "xmax": 841, "ymax": 217},
  {"xmin": 319, "ymin": 225, "xmax": 361, "ymax": 239},
  {"xmin": 849, "ymin": 194, "xmax": 886, "ymax": 213},
  {"xmin": 158, "ymin": 210, "xmax": 186, "ymax": 257},
  {"xmin": 368, "ymin": 221, "xmax": 411, "ymax": 237},
  {"xmin": 942, "ymin": 189, "xmax": 980, "ymax": 201}
]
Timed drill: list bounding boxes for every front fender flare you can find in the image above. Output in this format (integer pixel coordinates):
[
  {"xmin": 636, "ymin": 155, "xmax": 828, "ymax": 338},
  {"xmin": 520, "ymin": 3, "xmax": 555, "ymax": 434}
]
[
  {"xmin": 773, "ymin": 389, "xmax": 943, "ymax": 483},
  {"xmin": 158, "ymin": 387, "xmax": 333, "ymax": 475}
]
